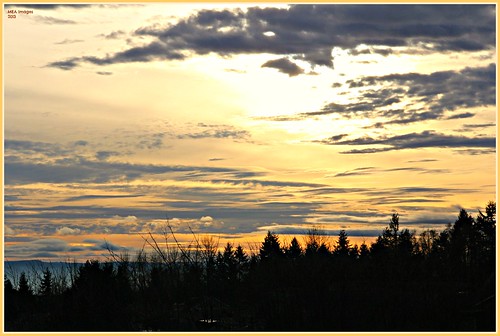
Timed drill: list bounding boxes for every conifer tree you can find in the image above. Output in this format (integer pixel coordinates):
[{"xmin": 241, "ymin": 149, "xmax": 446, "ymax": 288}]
[
  {"xmin": 39, "ymin": 268, "xmax": 53, "ymax": 296},
  {"xmin": 286, "ymin": 237, "xmax": 302, "ymax": 259},
  {"xmin": 18, "ymin": 272, "xmax": 32, "ymax": 296},
  {"xmin": 260, "ymin": 231, "xmax": 282, "ymax": 260},
  {"xmin": 334, "ymin": 230, "xmax": 351, "ymax": 257}
]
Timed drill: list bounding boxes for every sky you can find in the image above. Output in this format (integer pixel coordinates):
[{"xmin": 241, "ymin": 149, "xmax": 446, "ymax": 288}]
[{"xmin": 3, "ymin": 3, "xmax": 497, "ymax": 261}]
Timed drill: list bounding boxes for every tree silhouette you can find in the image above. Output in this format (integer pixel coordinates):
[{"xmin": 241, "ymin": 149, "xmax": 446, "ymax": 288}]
[
  {"xmin": 39, "ymin": 268, "xmax": 53, "ymax": 296},
  {"xmin": 18, "ymin": 272, "xmax": 32, "ymax": 296},
  {"xmin": 286, "ymin": 237, "xmax": 302, "ymax": 259},
  {"xmin": 359, "ymin": 241, "xmax": 370, "ymax": 259},
  {"xmin": 450, "ymin": 209, "xmax": 475, "ymax": 278},
  {"xmin": 260, "ymin": 231, "xmax": 282, "ymax": 260},
  {"xmin": 3, "ymin": 202, "xmax": 495, "ymax": 332},
  {"xmin": 333, "ymin": 230, "xmax": 350, "ymax": 257}
]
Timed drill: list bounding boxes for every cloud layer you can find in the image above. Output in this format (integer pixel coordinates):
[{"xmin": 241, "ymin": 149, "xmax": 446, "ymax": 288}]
[{"xmin": 47, "ymin": 5, "xmax": 495, "ymax": 71}]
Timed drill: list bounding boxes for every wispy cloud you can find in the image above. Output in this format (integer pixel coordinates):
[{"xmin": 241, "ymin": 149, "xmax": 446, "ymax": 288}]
[
  {"xmin": 318, "ymin": 130, "xmax": 495, "ymax": 154},
  {"xmin": 54, "ymin": 39, "xmax": 84, "ymax": 45},
  {"xmin": 34, "ymin": 16, "xmax": 78, "ymax": 24},
  {"xmin": 332, "ymin": 166, "xmax": 450, "ymax": 177}
]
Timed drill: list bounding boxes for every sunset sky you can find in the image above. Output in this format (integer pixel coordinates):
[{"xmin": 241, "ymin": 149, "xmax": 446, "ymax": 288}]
[{"xmin": 3, "ymin": 3, "xmax": 496, "ymax": 261}]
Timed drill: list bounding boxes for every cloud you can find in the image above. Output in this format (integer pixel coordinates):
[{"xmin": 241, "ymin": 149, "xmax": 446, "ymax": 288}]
[
  {"xmin": 96, "ymin": 71, "xmax": 113, "ymax": 76},
  {"xmin": 99, "ymin": 30, "xmax": 126, "ymax": 39},
  {"xmin": 345, "ymin": 64, "xmax": 495, "ymax": 118},
  {"xmin": 65, "ymin": 194, "xmax": 144, "ymax": 202},
  {"xmin": 446, "ymin": 112, "xmax": 476, "ymax": 120},
  {"xmin": 5, "ymin": 4, "xmax": 91, "ymax": 9},
  {"xmin": 56, "ymin": 227, "xmax": 81, "ymax": 235},
  {"xmin": 261, "ymin": 58, "xmax": 305, "ymax": 77},
  {"xmin": 73, "ymin": 140, "xmax": 89, "ymax": 147},
  {"xmin": 5, "ymin": 226, "xmax": 16, "ymax": 235},
  {"xmin": 4, "ymin": 143, "xmax": 265, "ymax": 184},
  {"xmin": 263, "ymin": 64, "xmax": 495, "ymax": 126},
  {"xmin": 177, "ymin": 123, "xmax": 251, "ymax": 140},
  {"xmin": 332, "ymin": 166, "xmax": 450, "ymax": 177},
  {"xmin": 5, "ymin": 139, "xmax": 71, "ymax": 157},
  {"xmin": 95, "ymin": 151, "xmax": 119, "ymax": 160},
  {"xmin": 461, "ymin": 123, "xmax": 496, "ymax": 129},
  {"xmin": 46, "ymin": 58, "xmax": 80, "ymax": 70},
  {"xmin": 83, "ymin": 239, "xmax": 124, "ymax": 251},
  {"xmin": 31, "ymin": 238, "xmax": 70, "ymax": 252},
  {"xmin": 47, "ymin": 5, "xmax": 495, "ymax": 70},
  {"xmin": 33, "ymin": 16, "xmax": 78, "ymax": 24},
  {"xmin": 318, "ymin": 130, "xmax": 495, "ymax": 154},
  {"xmin": 54, "ymin": 39, "xmax": 84, "ymax": 45},
  {"xmin": 200, "ymin": 216, "xmax": 214, "ymax": 223},
  {"xmin": 406, "ymin": 159, "xmax": 438, "ymax": 163}
]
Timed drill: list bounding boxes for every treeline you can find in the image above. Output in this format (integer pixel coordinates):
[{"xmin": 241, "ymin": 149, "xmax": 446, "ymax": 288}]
[{"xmin": 4, "ymin": 202, "xmax": 496, "ymax": 331}]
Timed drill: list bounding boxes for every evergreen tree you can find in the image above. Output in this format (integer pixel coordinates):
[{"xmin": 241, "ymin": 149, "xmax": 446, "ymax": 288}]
[
  {"xmin": 235, "ymin": 244, "xmax": 248, "ymax": 264},
  {"xmin": 359, "ymin": 242, "xmax": 370, "ymax": 259},
  {"xmin": 450, "ymin": 209, "xmax": 475, "ymax": 270},
  {"xmin": 260, "ymin": 231, "xmax": 282, "ymax": 260},
  {"xmin": 39, "ymin": 268, "xmax": 53, "ymax": 296},
  {"xmin": 398, "ymin": 229, "xmax": 415, "ymax": 257},
  {"xmin": 286, "ymin": 237, "xmax": 302, "ymax": 259},
  {"xmin": 5, "ymin": 276, "xmax": 14, "ymax": 292},
  {"xmin": 234, "ymin": 244, "xmax": 249, "ymax": 280},
  {"xmin": 475, "ymin": 201, "xmax": 496, "ymax": 257},
  {"xmin": 349, "ymin": 244, "xmax": 359, "ymax": 258},
  {"xmin": 388, "ymin": 213, "xmax": 400, "ymax": 249},
  {"xmin": 18, "ymin": 272, "xmax": 32, "ymax": 296},
  {"xmin": 333, "ymin": 230, "xmax": 351, "ymax": 257}
]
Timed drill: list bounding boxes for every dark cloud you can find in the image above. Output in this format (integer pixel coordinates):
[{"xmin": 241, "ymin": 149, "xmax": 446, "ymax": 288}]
[
  {"xmin": 264, "ymin": 64, "xmax": 495, "ymax": 125},
  {"xmin": 5, "ymin": 4, "xmax": 91, "ymax": 9},
  {"xmin": 47, "ymin": 5, "xmax": 495, "ymax": 70},
  {"xmin": 208, "ymin": 179, "xmax": 325, "ymax": 188},
  {"xmin": 333, "ymin": 166, "xmax": 449, "ymax": 177},
  {"xmin": 318, "ymin": 130, "xmax": 495, "ymax": 154},
  {"xmin": 65, "ymin": 194, "xmax": 144, "ymax": 202},
  {"xmin": 74, "ymin": 140, "xmax": 89, "ymax": 146},
  {"xmin": 4, "ymin": 236, "xmax": 36, "ymax": 243},
  {"xmin": 4, "ymin": 139, "xmax": 283, "ymax": 186},
  {"xmin": 83, "ymin": 239, "xmax": 125, "ymax": 251},
  {"xmin": 96, "ymin": 71, "xmax": 113, "ymax": 76},
  {"xmin": 454, "ymin": 148, "xmax": 496, "ymax": 156},
  {"xmin": 46, "ymin": 58, "xmax": 80, "ymax": 70},
  {"xmin": 345, "ymin": 64, "xmax": 495, "ymax": 117},
  {"xmin": 95, "ymin": 151, "xmax": 119, "ymax": 161},
  {"xmin": 406, "ymin": 159, "xmax": 438, "ymax": 163},
  {"xmin": 261, "ymin": 58, "xmax": 305, "ymax": 77},
  {"xmin": 99, "ymin": 30, "xmax": 126, "ymax": 39},
  {"xmin": 446, "ymin": 112, "xmax": 476, "ymax": 120},
  {"xmin": 5, "ymin": 139, "xmax": 71, "ymax": 157},
  {"xmin": 54, "ymin": 39, "xmax": 84, "ymax": 45},
  {"xmin": 29, "ymin": 252, "xmax": 60, "ymax": 258},
  {"xmin": 461, "ymin": 123, "xmax": 496, "ymax": 129},
  {"xmin": 4, "ymin": 157, "xmax": 264, "ymax": 185}
]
